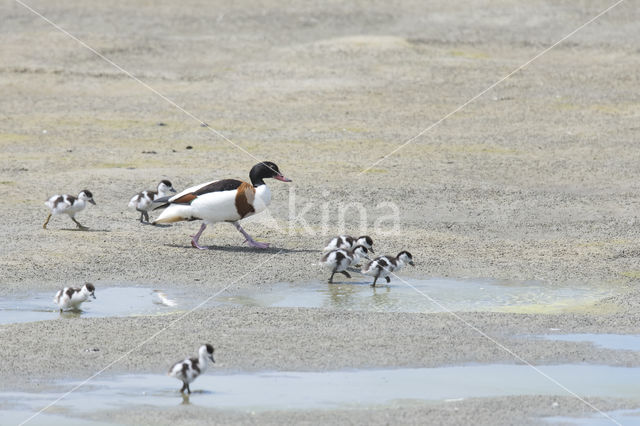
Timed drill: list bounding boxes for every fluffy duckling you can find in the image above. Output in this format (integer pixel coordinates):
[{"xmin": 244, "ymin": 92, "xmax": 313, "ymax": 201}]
[
  {"xmin": 168, "ymin": 344, "xmax": 215, "ymax": 394},
  {"xmin": 128, "ymin": 180, "xmax": 176, "ymax": 223},
  {"xmin": 362, "ymin": 251, "xmax": 415, "ymax": 287},
  {"xmin": 54, "ymin": 283, "xmax": 96, "ymax": 311},
  {"xmin": 321, "ymin": 245, "xmax": 370, "ymax": 283},
  {"xmin": 43, "ymin": 190, "xmax": 96, "ymax": 229},
  {"xmin": 324, "ymin": 235, "xmax": 374, "ymax": 253}
]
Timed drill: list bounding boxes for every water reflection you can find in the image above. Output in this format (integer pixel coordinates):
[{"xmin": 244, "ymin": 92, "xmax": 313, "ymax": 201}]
[{"xmin": 181, "ymin": 393, "xmax": 190, "ymax": 405}]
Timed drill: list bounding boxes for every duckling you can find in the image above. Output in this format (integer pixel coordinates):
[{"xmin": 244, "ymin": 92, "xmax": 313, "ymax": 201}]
[
  {"xmin": 43, "ymin": 190, "xmax": 96, "ymax": 229},
  {"xmin": 168, "ymin": 344, "xmax": 215, "ymax": 394},
  {"xmin": 321, "ymin": 245, "xmax": 370, "ymax": 283},
  {"xmin": 53, "ymin": 283, "xmax": 96, "ymax": 311},
  {"xmin": 128, "ymin": 180, "xmax": 176, "ymax": 223},
  {"xmin": 324, "ymin": 235, "xmax": 374, "ymax": 253},
  {"xmin": 361, "ymin": 251, "xmax": 415, "ymax": 287}
]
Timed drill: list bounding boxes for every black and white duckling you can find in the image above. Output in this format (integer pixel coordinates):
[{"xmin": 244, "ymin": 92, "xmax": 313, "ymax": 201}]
[
  {"xmin": 43, "ymin": 190, "xmax": 96, "ymax": 229},
  {"xmin": 361, "ymin": 251, "xmax": 415, "ymax": 287},
  {"xmin": 324, "ymin": 235, "xmax": 374, "ymax": 253},
  {"xmin": 128, "ymin": 180, "xmax": 176, "ymax": 223},
  {"xmin": 321, "ymin": 245, "xmax": 370, "ymax": 283},
  {"xmin": 53, "ymin": 283, "xmax": 96, "ymax": 311},
  {"xmin": 153, "ymin": 162, "xmax": 291, "ymax": 250},
  {"xmin": 168, "ymin": 344, "xmax": 215, "ymax": 394}
]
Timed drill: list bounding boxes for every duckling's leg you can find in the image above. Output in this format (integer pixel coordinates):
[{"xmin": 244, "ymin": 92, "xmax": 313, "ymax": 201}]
[
  {"xmin": 180, "ymin": 381, "xmax": 187, "ymax": 393},
  {"xmin": 371, "ymin": 273, "xmax": 380, "ymax": 287},
  {"xmin": 385, "ymin": 276, "xmax": 391, "ymax": 284},
  {"xmin": 233, "ymin": 222, "xmax": 270, "ymax": 249},
  {"xmin": 186, "ymin": 383, "xmax": 191, "ymax": 394},
  {"xmin": 190, "ymin": 223, "xmax": 210, "ymax": 250},
  {"xmin": 71, "ymin": 217, "xmax": 88, "ymax": 230},
  {"xmin": 328, "ymin": 270, "xmax": 336, "ymax": 283},
  {"xmin": 340, "ymin": 271, "xmax": 352, "ymax": 278},
  {"xmin": 136, "ymin": 208, "xmax": 146, "ymax": 222},
  {"xmin": 143, "ymin": 211, "xmax": 150, "ymax": 223},
  {"xmin": 43, "ymin": 213, "xmax": 52, "ymax": 229}
]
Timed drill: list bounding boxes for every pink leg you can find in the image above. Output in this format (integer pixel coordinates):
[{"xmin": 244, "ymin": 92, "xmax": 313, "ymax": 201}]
[
  {"xmin": 233, "ymin": 222, "xmax": 269, "ymax": 249},
  {"xmin": 190, "ymin": 223, "xmax": 210, "ymax": 250}
]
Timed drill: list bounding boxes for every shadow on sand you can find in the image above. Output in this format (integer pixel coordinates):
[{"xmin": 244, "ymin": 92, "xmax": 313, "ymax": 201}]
[
  {"xmin": 163, "ymin": 243, "xmax": 318, "ymax": 254},
  {"xmin": 59, "ymin": 228, "xmax": 111, "ymax": 232}
]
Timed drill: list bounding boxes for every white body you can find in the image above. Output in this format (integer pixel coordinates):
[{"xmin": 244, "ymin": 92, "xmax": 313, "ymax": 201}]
[
  {"xmin": 168, "ymin": 345, "xmax": 213, "ymax": 386},
  {"xmin": 324, "ymin": 235, "xmax": 373, "ymax": 253},
  {"xmin": 128, "ymin": 181, "xmax": 174, "ymax": 211},
  {"xmin": 362, "ymin": 256, "xmax": 396, "ymax": 279},
  {"xmin": 322, "ymin": 246, "xmax": 368, "ymax": 273},
  {"xmin": 45, "ymin": 195, "xmax": 87, "ymax": 217},
  {"xmin": 324, "ymin": 235, "xmax": 353, "ymax": 252},
  {"xmin": 155, "ymin": 180, "xmax": 271, "ymax": 224},
  {"xmin": 322, "ymin": 249, "xmax": 353, "ymax": 273},
  {"xmin": 54, "ymin": 285, "xmax": 94, "ymax": 311},
  {"xmin": 362, "ymin": 253, "xmax": 412, "ymax": 279}
]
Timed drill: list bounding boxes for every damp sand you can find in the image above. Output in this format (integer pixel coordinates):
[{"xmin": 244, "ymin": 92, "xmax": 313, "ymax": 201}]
[{"xmin": 1, "ymin": 0, "xmax": 640, "ymax": 424}]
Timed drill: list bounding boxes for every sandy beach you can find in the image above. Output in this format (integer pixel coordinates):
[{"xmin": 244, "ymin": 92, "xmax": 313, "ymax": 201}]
[{"xmin": 1, "ymin": 0, "xmax": 640, "ymax": 424}]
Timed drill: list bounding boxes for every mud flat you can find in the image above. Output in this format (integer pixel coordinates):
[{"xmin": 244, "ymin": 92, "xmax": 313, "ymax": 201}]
[{"xmin": 1, "ymin": 0, "xmax": 640, "ymax": 424}]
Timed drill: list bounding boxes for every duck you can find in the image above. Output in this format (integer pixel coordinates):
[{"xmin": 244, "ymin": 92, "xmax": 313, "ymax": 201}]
[
  {"xmin": 321, "ymin": 245, "xmax": 370, "ymax": 283},
  {"xmin": 152, "ymin": 162, "xmax": 291, "ymax": 249},
  {"xmin": 168, "ymin": 344, "xmax": 215, "ymax": 394},
  {"xmin": 128, "ymin": 180, "xmax": 176, "ymax": 223},
  {"xmin": 324, "ymin": 235, "xmax": 374, "ymax": 253},
  {"xmin": 361, "ymin": 251, "xmax": 415, "ymax": 287},
  {"xmin": 43, "ymin": 190, "xmax": 96, "ymax": 229},
  {"xmin": 53, "ymin": 283, "xmax": 96, "ymax": 311}
]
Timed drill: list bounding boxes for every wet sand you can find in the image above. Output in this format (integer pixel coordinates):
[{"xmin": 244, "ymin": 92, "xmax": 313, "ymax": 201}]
[{"xmin": 1, "ymin": 0, "xmax": 640, "ymax": 424}]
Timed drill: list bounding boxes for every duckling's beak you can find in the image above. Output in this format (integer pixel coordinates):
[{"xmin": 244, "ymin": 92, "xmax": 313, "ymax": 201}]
[
  {"xmin": 91, "ymin": 293, "xmax": 96, "ymax": 299},
  {"xmin": 89, "ymin": 199, "xmax": 96, "ymax": 205},
  {"xmin": 170, "ymin": 188, "xmax": 177, "ymax": 193},
  {"xmin": 409, "ymin": 261, "xmax": 415, "ymax": 266},
  {"xmin": 370, "ymin": 247, "xmax": 375, "ymax": 254},
  {"xmin": 274, "ymin": 174, "xmax": 292, "ymax": 182},
  {"xmin": 210, "ymin": 355, "xmax": 215, "ymax": 363}
]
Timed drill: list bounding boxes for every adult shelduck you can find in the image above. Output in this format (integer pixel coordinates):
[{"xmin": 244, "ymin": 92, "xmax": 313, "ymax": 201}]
[
  {"xmin": 43, "ymin": 190, "xmax": 96, "ymax": 229},
  {"xmin": 362, "ymin": 251, "xmax": 415, "ymax": 287},
  {"xmin": 168, "ymin": 344, "xmax": 215, "ymax": 394},
  {"xmin": 128, "ymin": 180, "xmax": 176, "ymax": 223},
  {"xmin": 152, "ymin": 162, "xmax": 291, "ymax": 249}
]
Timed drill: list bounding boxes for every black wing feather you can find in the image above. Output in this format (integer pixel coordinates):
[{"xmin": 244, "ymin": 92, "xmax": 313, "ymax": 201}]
[{"xmin": 194, "ymin": 179, "xmax": 243, "ymax": 195}]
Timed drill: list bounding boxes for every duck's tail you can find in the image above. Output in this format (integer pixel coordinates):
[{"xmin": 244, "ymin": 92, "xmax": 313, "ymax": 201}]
[{"xmin": 152, "ymin": 204, "xmax": 194, "ymax": 224}]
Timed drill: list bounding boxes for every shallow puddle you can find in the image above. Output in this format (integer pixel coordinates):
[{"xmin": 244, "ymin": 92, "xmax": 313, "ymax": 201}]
[
  {"xmin": 215, "ymin": 278, "xmax": 614, "ymax": 314},
  {"xmin": 544, "ymin": 409, "xmax": 640, "ymax": 425},
  {"xmin": 0, "ymin": 287, "xmax": 185, "ymax": 324},
  {"xmin": 540, "ymin": 334, "xmax": 640, "ymax": 351},
  {"xmin": 4, "ymin": 365, "xmax": 640, "ymax": 423},
  {"xmin": 0, "ymin": 410, "xmax": 111, "ymax": 426},
  {"xmin": 0, "ymin": 277, "xmax": 616, "ymax": 325}
]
